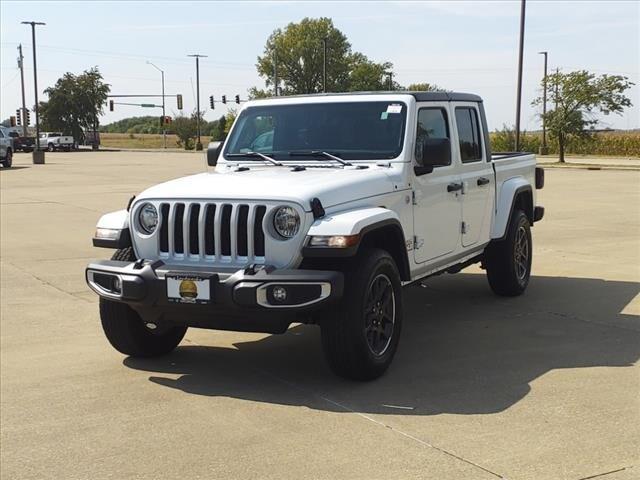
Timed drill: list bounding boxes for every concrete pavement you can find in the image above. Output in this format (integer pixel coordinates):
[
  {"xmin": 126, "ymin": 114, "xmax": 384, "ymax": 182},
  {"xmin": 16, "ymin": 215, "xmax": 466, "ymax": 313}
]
[{"xmin": 1, "ymin": 151, "xmax": 639, "ymax": 479}]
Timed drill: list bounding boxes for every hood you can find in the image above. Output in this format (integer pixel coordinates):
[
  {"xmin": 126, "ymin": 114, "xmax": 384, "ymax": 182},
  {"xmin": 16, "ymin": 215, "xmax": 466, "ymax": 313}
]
[{"xmin": 136, "ymin": 164, "xmax": 403, "ymax": 210}]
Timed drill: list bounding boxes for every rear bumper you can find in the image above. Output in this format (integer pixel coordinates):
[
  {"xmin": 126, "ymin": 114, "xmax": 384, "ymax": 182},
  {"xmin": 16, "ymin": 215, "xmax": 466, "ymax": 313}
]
[{"xmin": 85, "ymin": 260, "xmax": 343, "ymax": 334}]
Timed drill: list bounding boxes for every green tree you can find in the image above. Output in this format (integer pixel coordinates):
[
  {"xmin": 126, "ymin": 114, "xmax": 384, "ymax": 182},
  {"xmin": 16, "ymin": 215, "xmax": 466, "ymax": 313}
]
[
  {"xmin": 210, "ymin": 115, "xmax": 227, "ymax": 141},
  {"xmin": 224, "ymin": 109, "xmax": 237, "ymax": 135},
  {"xmin": 253, "ymin": 17, "xmax": 394, "ymax": 95},
  {"xmin": 171, "ymin": 112, "xmax": 199, "ymax": 150},
  {"xmin": 39, "ymin": 67, "xmax": 110, "ymax": 143},
  {"xmin": 348, "ymin": 53, "xmax": 392, "ymax": 91},
  {"xmin": 405, "ymin": 83, "xmax": 444, "ymax": 92},
  {"xmin": 533, "ymin": 70, "xmax": 633, "ymax": 162}
]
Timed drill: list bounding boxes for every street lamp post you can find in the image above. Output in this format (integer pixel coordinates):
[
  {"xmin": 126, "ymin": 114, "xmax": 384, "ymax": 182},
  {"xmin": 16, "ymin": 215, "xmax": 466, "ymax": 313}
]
[
  {"xmin": 188, "ymin": 54, "xmax": 207, "ymax": 151},
  {"xmin": 21, "ymin": 20, "xmax": 45, "ymax": 164},
  {"xmin": 147, "ymin": 61, "xmax": 166, "ymax": 149},
  {"xmin": 514, "ymin": 0, "xmax": 526, "ymax": 152},
  {"xmin": 538, "ymin": 51, "xmax": 549, "ymax": 155}
]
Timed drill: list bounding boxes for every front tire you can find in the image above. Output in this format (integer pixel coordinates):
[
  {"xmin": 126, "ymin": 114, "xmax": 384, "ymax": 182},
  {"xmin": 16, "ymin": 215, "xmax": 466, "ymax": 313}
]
[
  {"xmin": 99, "ymin": 248, "xmax": 187, "ymax": 357},
  {"xmin": 320, "ymin": 248, "xmax": 403, "ymax": 380},
  {"xmin": 47, "ymin": 143, "xmax": 55, "ymax": 152},
  {"xmin": 484, "ymin": 210, "xmax": 532, "ymax": 296}
]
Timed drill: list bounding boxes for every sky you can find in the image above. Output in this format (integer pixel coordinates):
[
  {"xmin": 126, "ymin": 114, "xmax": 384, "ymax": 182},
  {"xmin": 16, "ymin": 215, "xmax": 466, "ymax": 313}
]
[{"xmin": 1, "ymin": 0, "xmax": 638, "ymax": 131}]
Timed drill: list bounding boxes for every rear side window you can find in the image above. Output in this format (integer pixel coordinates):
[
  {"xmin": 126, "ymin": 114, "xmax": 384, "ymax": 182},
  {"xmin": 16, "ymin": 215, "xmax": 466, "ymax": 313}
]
[
  {"xmin": 455, "ymin": 107, "xmax": 482, "ymax": 162},
  {"xmin": 415, "ymin": 108, "xmax": 450, "ymax": 166}
]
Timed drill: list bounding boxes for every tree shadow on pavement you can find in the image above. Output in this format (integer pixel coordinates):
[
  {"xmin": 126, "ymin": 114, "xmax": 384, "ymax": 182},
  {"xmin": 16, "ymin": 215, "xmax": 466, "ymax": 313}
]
[{"xmin": 124, "ymin": 273, "xmax": 640, "ymax": 416}]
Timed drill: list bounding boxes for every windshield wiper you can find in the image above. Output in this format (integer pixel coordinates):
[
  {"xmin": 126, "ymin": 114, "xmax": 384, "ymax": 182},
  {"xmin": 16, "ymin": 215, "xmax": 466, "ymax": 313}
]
[
  {"xmin": 227, "ymin": 151, "xmax": 282, "ymax": 166},
  {"xmin": 287, "ymin": 150, "xmax": 352, "ymax": 166}
]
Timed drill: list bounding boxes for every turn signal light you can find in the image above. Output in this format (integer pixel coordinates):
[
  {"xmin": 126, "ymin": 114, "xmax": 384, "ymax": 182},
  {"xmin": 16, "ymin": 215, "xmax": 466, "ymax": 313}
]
[{"xmin": 308, "ymin": 235, "xmax": 360, "ymax": 248}]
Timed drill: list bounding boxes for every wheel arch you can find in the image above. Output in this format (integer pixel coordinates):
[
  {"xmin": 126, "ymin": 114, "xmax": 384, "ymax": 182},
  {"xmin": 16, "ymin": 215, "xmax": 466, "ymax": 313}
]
[
  {"xmin": 492, "ymin": 181, "xmax": 534, "ymax": 241},
  {"xmin": 302, "ymin": 207, "xmax": 411, "ymax": 281}
]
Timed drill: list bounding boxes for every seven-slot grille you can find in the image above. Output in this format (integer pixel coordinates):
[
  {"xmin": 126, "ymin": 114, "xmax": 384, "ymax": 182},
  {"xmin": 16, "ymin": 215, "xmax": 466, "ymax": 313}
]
[{"xmin": 157, "ymin": 202, "xmax": 267, "ymax": 263}]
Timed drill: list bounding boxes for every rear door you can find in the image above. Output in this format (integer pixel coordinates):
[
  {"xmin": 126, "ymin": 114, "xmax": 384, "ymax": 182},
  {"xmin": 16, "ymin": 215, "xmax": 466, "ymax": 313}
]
[
  {"xmin": 453, "ymin": 104, "xmax": 494, "ymax": 248},
  {"xmin": 412, "ymin": 104, "xmax": 462, "ymax": 263}
]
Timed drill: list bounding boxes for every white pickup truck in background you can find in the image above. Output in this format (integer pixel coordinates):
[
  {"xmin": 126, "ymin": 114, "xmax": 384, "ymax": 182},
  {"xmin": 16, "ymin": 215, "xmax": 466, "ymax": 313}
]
[
  {"xmin": 38, "ymin": 132, "xmax": 75, "ymax": 152},
  {"xmin": 86, "ymin": 91, "xmax": 544, "ymax": 380}
]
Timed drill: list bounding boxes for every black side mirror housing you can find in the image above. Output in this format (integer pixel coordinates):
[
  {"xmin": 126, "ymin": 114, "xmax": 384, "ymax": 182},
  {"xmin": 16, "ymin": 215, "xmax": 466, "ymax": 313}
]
[
  {"xmin": 414, "ymin": 138, "xmax": 451, "ymax": 176},
  {"xmin": 207, "ymin": 141, "xmax": 223, "ymax": 167}
]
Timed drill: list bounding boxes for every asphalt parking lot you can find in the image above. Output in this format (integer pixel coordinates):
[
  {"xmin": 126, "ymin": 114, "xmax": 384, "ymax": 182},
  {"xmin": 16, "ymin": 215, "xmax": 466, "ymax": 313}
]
[{"xmin": 1, "ymin": 151, "xmax": 638, "ymax": 480}]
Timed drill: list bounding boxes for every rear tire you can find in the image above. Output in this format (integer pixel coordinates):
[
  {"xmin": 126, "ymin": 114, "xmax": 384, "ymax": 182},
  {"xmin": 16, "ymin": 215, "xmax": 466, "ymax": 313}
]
[
  {"xmin": 99, "ymin": 248, "xmax": 187, "ymax": 357},
  {"xmin": 1, "ymin": 149, "xmax": 12, "ymax": 167},
  {"xmin": 320, "ymin": 248, "xmax": 403, "ymax": 380},
  {"xmin": 484, "ymin": 210, "xmax": 532, "ymax": 296}
]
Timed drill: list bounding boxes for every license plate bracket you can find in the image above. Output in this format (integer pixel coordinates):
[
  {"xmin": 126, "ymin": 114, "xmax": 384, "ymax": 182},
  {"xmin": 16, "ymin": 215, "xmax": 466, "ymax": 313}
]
[{"xmin": 166, "ymin": 273, "xmax": 216, "ymax": 305}]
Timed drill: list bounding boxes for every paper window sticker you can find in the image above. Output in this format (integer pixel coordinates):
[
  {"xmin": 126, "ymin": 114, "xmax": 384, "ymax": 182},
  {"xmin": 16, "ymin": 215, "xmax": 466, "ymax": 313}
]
[
  {"xmin": 380, "ymin": 111, "xmax": 389, "ymax": 120},
  {"xmin": 386, "ymin": 104, "xmax": 403, "ymax": 114}
]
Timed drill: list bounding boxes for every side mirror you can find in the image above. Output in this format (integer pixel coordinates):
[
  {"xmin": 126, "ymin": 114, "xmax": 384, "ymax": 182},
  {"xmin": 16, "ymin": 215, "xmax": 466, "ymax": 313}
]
[
  {"xmin": 207, "ymin": 141, "xmax": 223, "ymax": 167},
  {"xmin": 414, "ymin": 138, "xmax": 451, "ymax": 176}
]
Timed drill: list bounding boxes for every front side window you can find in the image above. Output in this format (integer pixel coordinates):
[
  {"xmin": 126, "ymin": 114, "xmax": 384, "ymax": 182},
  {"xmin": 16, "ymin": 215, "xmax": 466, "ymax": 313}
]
[
  {"xmin": 415, "ymin": 108, "xmax": 450, "ymax": 166},
  {"xmin": 225, "ymin": 102, "xmax": 407, "ymax": 161},
  {"xmin": 455, "ymin": 107, "xmax": 483, "ymax": 163}
]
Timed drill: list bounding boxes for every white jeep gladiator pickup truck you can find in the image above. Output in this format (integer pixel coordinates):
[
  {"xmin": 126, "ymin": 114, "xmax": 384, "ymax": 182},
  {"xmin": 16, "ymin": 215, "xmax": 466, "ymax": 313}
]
[{"xmin": 86, "ymin": 92, "xmax": 544, "ymax": 380}]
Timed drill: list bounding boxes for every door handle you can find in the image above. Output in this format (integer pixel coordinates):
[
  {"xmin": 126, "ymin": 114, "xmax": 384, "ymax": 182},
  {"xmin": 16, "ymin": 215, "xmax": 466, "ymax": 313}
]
[
  {"xmin": 477, "ymin": 177, "xmax": 490, "ymax": 186},
  {"xmin": 447, "ymin": 182, "xmax": 463, "ymax": 192}
]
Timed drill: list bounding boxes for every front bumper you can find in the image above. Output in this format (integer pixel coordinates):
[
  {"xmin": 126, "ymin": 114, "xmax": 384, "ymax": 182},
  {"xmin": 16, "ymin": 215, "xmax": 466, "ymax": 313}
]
[{"xmin": 86, "ymin": 260, "xmax": 343, "ymax": 334}]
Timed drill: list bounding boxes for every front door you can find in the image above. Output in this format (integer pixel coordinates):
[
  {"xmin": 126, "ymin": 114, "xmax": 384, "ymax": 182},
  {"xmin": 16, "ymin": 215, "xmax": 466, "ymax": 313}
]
[
  {"xmin": 453, "ymin": 105, "xmax": 494, "ymax": 247},
  {"xmin": 412, "ymin": 105, "xmax": 462, "ymax": 264}
]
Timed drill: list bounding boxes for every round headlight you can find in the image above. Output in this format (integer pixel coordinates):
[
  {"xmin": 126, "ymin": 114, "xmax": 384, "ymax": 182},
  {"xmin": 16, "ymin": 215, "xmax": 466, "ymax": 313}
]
[
  {"xmin": 273, "ymin": 206, "xmax": 300, "ymax": 238},
  {"xmin": 138, "ymin": 203, "xmax": 158, "ymax": 234}
]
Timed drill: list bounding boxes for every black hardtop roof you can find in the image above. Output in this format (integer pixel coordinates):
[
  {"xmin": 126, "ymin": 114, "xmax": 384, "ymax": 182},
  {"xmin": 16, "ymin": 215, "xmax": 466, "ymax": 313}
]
[{"xmin": 260, "ymin": 91, "xmax": 482, "ymax": 103}]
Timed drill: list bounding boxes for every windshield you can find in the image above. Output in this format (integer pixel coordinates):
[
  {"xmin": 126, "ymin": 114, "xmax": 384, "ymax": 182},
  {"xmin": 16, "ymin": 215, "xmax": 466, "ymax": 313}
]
[{"xmin": 224, "ymin": 101, "xmax": 407, "ymax": 161}]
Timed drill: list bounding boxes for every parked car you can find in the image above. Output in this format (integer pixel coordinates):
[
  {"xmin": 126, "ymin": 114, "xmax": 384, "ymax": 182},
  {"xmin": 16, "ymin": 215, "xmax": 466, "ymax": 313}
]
[
  {"xmin": 86, "ymin": 92, "xmax": 545, "ymax": 380},
  {"xmin": 38, "ymin": 132, "xmax": 75, "ymax": 152},
  {"xmin": 8, "ymin": 130, "xmax": 35, "ymax": 152},
  {"xmin": 0, "ymin": 126, "xmax": 14, "ymax": 167}
]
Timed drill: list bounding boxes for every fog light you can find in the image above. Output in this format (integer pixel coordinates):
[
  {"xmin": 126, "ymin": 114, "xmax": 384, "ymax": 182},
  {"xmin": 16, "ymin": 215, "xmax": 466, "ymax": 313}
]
[{"xmin": 272, "ymin": 286, "xmax": 287, "ymax": 302}]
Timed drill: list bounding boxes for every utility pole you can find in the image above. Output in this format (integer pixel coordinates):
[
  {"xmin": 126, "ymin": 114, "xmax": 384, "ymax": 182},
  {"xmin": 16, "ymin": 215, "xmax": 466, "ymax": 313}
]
[
  {"xmin": 17, "ymin": 44, "xmax": 27, "ymax": 137},
  {"xmin": 22, "ymin": 21, "xmax": 45, "ymax": 164},
  {"xmin": 387, "ymin": 72, "xmax": 393, "ymax": 91},
  {"xmin": 514, "ymin": 0, "xmax": 526, "ymax": 152},
  {"xmin": 322, "ymin": 37, "xmax": 327, "ymax": 93},
  {"xmin": 188, "ymin": 54, "xmax": 207, "ymax": 151},
  {"xmin": 538, "ymin": 51, "xmax": 548, "ymax": 155},
  {"xmin": 554, "ymin": 67, "xmax": 559, "ymax": 110},
  {"xmin": 147, "ymin": 61, "xmax": 166, "ymax": 149},
  {"xmin": 273, "ymin": 50, "xmax": 278, "ymax": 96}
]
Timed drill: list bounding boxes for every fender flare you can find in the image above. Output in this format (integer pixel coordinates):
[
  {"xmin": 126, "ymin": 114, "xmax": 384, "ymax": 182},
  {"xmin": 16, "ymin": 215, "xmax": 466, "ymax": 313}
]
[
  {"xmin": 302, "ymin": 207, "xmax": 411, "ymax": 280},
  {"xmin": 492, "ymin": 180, "xmax": 533, "ymax": 240}
]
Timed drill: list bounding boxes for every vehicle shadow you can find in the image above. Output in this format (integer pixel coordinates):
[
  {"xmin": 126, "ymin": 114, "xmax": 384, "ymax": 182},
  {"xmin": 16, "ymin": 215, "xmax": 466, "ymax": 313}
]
[
  {"xmin": 124, "ymin": 273, "xmax": 640, "ymax": 415},
  {"xmin": 0, "ymin": 166, "xmax": 29, "ymax": 171}
]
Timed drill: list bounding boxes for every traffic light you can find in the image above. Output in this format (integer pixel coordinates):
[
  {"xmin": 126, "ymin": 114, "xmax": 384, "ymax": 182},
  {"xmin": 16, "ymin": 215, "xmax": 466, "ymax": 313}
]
[
  {"xmin": 16, "ymin": 109, "xmax": 21, "ymax": 126},
  {"xmin": 109, "ymin": 100, "xmax": 114, "ymax": 112},
  {"xmin": 24, "ymin": 109, "xmax": 30, "ymax": 125},
  {"xmin": 10, "ymin": 116, "xmax": 16, "ymax": 127},
  {"xmin": 235, "ymin": 95, "xmax": 240, "ymax": 104},
  {"xmin": 221, "ymin": 95, "xmax": 227, "ymax": 104},
  {"xmin": 177, "ymin": 94, "xmax": 183, "ymax": 110},
  {"xmin": 159, "ymin": 116, "xmax": 164, "ymax": 127},
  {"xmin": 209, "ymin": 95, "xmax": 214, "ymax": 109},
  {"xmin": 165, "ymin": 116, "xmax": 172, "ymax": 125}
]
